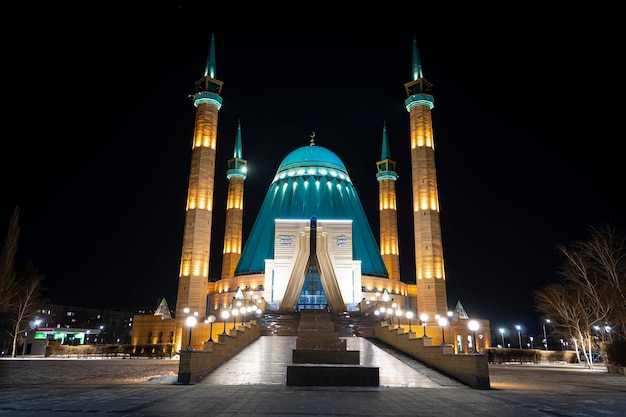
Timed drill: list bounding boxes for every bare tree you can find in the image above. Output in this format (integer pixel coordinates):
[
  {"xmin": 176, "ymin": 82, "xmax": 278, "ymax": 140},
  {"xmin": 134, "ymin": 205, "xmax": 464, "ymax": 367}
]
[
  {"xmin": 583, "ymin": 225, "xmax": 626, "ymax": 336},
  {"xmin": 9, "ymin": 262, "xmax": 44, "ymax": 357},
  {"xmin": 0, "ymin": 206, "xmax": 20, "ymax": 313},
  {"xmin": 534, "ymin": 283, "xmax": 597, "ymax": 368},
  {"xmin": 533, "ymin": 224, "xmax": 626, "ymax": 368}
]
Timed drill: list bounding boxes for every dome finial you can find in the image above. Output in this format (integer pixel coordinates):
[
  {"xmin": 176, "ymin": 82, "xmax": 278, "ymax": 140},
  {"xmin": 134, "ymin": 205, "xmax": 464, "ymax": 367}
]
[{"xmin": 309, "ymin": 131, "xmax": 316, "ymax": 146}]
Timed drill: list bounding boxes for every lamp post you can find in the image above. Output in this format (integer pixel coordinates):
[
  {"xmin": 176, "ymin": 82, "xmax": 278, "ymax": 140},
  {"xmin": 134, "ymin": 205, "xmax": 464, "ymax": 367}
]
[
  {"xmin": 220, "ymin": 310, "xmax": 230, "ymax": 335},
  {"xmin": 420, "ymin": 313, "xmax": 428, "ymax": 337},
  {"xmin": 468, "ymin": 320, "xmax": 479, "ymax": 354},
  {"xmin": 515, "ymin": 325, "xmax": 522, "ymax": 349},
  {"xmin": 529, "ymin": 336, "xmax": 534, "ymax": 349},
  {"xmin": 232, "ymin": 309, "xmax": 239, "ymax": 330},
  {"xmin": 395, "ymin": 309, "xmax": 403, "ymax": 328},
  {"xmin": 240, "ymin": 306, "xmax": 246, "ymax": 325},
  {"xmin": 406, "ymin": 311, "xmax": 414, "ymax": 332},
  {"xmin": 438, "ymin": 317, "xmax": 448, "ymax": 345},
  {"xmin": 379, "ymin": 307, "xmax": 386, "ymax": 323},
  {"xmin": 205, "ymin": 314, "xmax": 216, "ymax": 342},
  {"xmin": 21, "ymin": 319, "xmax": 41, "ymax": 356},
  {"xmin": 185, "ymin": 313, "xmax": 198, "ymax": 350},
  {"xmin": 499, "ymin": 328, "xmax": 505, "ymax": 347},
  {"xmin": 543, "ymin": 321, "xmax": 548, "ymax": 349}
]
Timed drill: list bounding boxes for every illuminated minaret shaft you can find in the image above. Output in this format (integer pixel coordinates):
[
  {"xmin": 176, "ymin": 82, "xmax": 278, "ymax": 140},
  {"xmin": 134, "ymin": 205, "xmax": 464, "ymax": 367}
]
[
  {"xmin": 221, "ymin": 121, "xmax": 247, "ymax": 279},
  {"xmin": 174, "ymin": 34, "xmax": 224, "ymax": 350},
  {"xmin": 404, "ymin": 36, "xmax": 448, "ymax": 318},
  {"xmin": 376, "ymin": 122, "xmax": 400, "ymax": 280}
]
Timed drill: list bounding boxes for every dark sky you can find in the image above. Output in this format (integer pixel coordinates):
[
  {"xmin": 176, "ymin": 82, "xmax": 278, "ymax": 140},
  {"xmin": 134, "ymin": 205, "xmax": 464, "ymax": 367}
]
[{"xmin": 2, "ymin": 3, "xmax": 625, "ymax": 336}]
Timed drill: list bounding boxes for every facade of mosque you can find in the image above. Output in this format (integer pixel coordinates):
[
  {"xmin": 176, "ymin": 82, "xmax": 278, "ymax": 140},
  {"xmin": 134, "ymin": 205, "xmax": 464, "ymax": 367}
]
[{"xmin": 131, "ymin": 35, "xmax": 491, "ymax": 354}]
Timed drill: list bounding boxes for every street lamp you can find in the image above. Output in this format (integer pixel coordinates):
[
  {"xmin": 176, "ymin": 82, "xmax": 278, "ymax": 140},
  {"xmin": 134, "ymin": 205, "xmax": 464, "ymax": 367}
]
[
  {"xmin": 220, "ymin": 310, "xmax": 230, "ymax": 335},
  {"xmin": 420, "ymin": 313, "xmax": 429, "ymax": 337},
  {"xmin": 232, "ymin": 309, "xmax": 239, "ymax": 330},
  {"xmin": 499, "ymin": 328, "xmax": 505, "ymax": 347},
  {"xmin": 529, "ymin": 336, "xmax": 534, "ymax": 349},
  {"xmin": 406, "ymin": 311, "xmax": 414, "ymax": 332},
  {"xmin": 515, "ymin": 325, "xmax": 522, "ymax": 349},
  {"xmin": 185, "ymin": 312, "xmax": 198, "ymax": 350},
  {"xmin": 395, "ymin": 309, "xmax": 403, "ymax": 328},
  {"xmin": 240, "ymin": 306, "xmax": 246, "ymax": 325},
  {"xmin": 468, "ymin": 320, "xmax": 479, "ymax": 353},
  {"xmin": 205, "ymin": 314, "xmax": 216, "ymax": 342},
  {"xmin": 21, "ymin": 319, "xmax": 42, "ymax": 356},
  {"xmin": 379, "ymin": 307, "xmax": 386, "ymax": 323},
  {"xmin": 438, "ymin": 317, "xmax": 448, "ymax": 345},
  {"xmin": 542, "ymin": 321, "xmax": 549, "ymax": 349}
]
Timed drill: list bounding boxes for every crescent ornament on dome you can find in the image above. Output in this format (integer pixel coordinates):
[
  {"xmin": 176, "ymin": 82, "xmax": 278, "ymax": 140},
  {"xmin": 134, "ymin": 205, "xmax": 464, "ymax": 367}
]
[{"xmin": 309, "ymin": 131, "xmax": 316, "ymax": 146}]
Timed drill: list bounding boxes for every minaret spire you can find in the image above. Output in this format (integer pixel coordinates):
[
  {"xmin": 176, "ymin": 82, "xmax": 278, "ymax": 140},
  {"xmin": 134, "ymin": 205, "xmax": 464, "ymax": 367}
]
[
  {"xmin": 404, "ymin": 34, "xmax": 447, "ymax": 319},
  {"xmin": 222, "ymin": 120, "xmax": 248, "ymax": 279},
  {"xmin": 205, "ymin": 33, "xmax": 217, "ymax": 79},
  {"xmin": 174, "ymin": 34, "xmax": 224, "ymax": 351},
  {"xmin": 376, "ymin": 121, "xmax": 400, "ymax": 280},
  {"xmin": 234, "ymin": 119, "xmax": 243, "ymax": 159},
  {"xmin": 411, "ymin": 32, "xmax": 423, "ymax": 81},
  {"xmin": 381, "ymin": 121, "xmax": 391, "ymax": 160}
]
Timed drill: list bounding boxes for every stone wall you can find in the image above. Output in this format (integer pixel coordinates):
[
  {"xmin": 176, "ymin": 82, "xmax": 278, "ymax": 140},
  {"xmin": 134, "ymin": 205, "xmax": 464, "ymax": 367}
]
[
  {"xmin": 178, "ymin": 320, "xmax": 261, "ymax": 384},
  {"xmin": 375, "ymin": 323, "xmax": 490, "ymax": 389}
]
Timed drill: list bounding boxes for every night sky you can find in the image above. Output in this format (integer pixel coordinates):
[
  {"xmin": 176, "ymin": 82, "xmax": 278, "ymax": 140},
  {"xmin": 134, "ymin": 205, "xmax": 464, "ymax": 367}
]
[{"xmin": 2, "ymin": 3, "xmax": 624, "ymax": 336}]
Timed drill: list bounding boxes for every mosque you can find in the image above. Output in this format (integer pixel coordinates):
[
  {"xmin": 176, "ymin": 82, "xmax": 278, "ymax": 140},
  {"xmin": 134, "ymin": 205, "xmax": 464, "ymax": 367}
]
[{"xmin": 131, "ymin": 35, "xmax": 491, "ymax": 354}]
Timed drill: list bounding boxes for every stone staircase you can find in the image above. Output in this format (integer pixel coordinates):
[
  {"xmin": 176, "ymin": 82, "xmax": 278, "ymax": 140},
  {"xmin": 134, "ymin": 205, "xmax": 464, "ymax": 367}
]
[
  {"xmin": 259, "ymin": 310, "xmax": 381, "ymax": 338},
  {"xmin": 286, "ymin": 309, "xmax": 379, "ymax": 386},
  {"xmin": 259, "ymin": 312, "xmax": 301, "ymax": 336}
]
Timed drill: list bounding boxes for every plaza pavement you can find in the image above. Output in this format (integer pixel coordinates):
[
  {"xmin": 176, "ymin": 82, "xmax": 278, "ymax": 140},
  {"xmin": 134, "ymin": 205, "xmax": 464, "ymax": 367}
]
[{"xmin": 0, "ymin": 336, "xmax": 625, "ymax": 416}]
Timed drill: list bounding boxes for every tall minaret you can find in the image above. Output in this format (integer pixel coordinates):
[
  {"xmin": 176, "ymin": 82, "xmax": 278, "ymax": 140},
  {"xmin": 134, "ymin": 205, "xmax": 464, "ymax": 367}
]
[
  {"xmin": 221, "ymin": 121, "xmax": 247, "ymax": 279},
  {"xmin": 404, "ymin": 35, "xmax": 448, "ymax": 318},
  {"xmin": 376, "ymin": 121, "xmax": 400, "ymax": 281},
  {"xmin": 174, "ymin": 34, "xmax": 223, "ymax": 350}
]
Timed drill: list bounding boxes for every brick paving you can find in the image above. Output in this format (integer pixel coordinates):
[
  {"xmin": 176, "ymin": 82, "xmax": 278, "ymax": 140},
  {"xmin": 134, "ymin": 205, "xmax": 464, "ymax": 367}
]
[{"xmin": 1, "ymin": 336, "xmax": 625, "ymax": 416}]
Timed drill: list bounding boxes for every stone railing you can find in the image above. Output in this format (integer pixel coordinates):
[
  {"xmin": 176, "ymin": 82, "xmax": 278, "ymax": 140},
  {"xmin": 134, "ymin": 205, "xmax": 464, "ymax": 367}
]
[
  {"xmin": 375, "ymin": 322, "xmax": 490, "ymax": 389},
  {"xmin": 178, "ymin": 320, "xmax": 261, "ymax": 384}
]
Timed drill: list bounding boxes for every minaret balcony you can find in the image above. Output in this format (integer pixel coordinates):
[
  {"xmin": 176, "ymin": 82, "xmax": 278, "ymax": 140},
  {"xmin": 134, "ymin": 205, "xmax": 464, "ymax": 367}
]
[
  {"xmin": 194, "ymin": 91, "xmax": 223, "ymax": 109},
  {"xmin": 405, "ymin": 93, "xmax": 434, "ymax": 111}
]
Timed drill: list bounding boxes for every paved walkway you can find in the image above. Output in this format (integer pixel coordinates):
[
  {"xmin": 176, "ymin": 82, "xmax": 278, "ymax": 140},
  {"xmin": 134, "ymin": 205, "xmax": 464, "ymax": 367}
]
[{"xmin": 1, "ymin": 336, "xmax": 625, "ymax": 416}]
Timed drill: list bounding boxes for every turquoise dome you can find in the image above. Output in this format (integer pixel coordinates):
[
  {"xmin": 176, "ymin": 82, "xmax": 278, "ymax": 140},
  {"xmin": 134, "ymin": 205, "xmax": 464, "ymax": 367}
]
[{"xmin": 235, "ymin": 145, "xmax": 388, "ymax": 278}]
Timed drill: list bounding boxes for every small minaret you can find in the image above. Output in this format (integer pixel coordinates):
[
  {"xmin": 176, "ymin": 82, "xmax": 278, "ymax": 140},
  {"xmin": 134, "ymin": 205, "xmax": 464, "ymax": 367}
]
[
  {"xmin": 404, "ymin": 35, "xmax": 448, "ymax": 318},
  {"xmin": 376, "ymin": 121, "xmax": 400, "ymax": 280},
  {"xmin": 174, "ymin": 34, "xmax": 224, "ymax": 351},
  {"xmin": 221, "ymin": 121, "xmax": 247, "ymax": 279}
]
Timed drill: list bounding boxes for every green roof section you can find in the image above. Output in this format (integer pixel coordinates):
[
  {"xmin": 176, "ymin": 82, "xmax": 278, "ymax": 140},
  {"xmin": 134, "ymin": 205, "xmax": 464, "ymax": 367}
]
[{"xmin": 235, "ymin": 144, "xmax": 389, "ymax": 278}]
